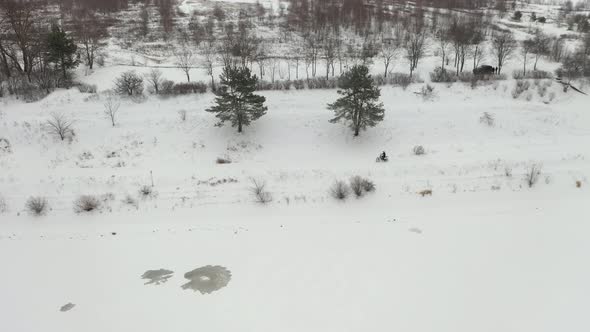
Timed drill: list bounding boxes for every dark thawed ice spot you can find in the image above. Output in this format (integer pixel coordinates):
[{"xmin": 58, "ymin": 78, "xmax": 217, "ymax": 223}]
[
  {"xmin": 141, "ymin": 269, "xmax": 174, "ymax": 285},
  {"xmin": 60, "ymin": 303, "xmax": 75, "ymax": 312},
  {"xmin": 181, "ymin": 265, "xmax": 231, "ymax": 294}
]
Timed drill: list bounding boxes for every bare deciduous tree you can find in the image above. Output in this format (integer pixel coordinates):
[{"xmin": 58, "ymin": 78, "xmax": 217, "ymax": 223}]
[
  {"xmin": 531, "ymin": 29, "xmax": 550, "ymax": 71},
  {"xmin": 201, "ymin": 42, "xmax": 217, "ymax": 90},
  {"xmin": 144, "ymin": 68, "xmax": 163, "ymax": 94},
  {"xmin": 45, "ymin": 113, "xmax": 74, "ymax": 141},
  {"xmin": 404, "ymin": 20, "xmax": 428, "ymax": 78},
  {"xmin": 103, "ymin": 94, "xmax": 120, "ymax": 127},
  {"xmin": 73, "ymin": 13, "xmax": 107, "ymax": 70},
  {"xmin": 492, "ymin": 31, "xmax": 517, "ymax": 74},
  {"xmin": 521, "ymin": 38, "xmax": 535, "ymax": 75},
  {"xmin": 380, "ymin": 25, "xmax": 403, "ymax": 77},
  {"xmin": 114, "ymin": 71, "xmax": 143, "ymax": 96},
  {"xmin": 175, "ymin": 45, "xmax": 194, "ymax": 82}
]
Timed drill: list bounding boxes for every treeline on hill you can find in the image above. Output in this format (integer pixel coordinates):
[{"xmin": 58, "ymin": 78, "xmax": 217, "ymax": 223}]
[{"xmin": 1, "ymin": 0, "xmax": 590, "ymax": 101}]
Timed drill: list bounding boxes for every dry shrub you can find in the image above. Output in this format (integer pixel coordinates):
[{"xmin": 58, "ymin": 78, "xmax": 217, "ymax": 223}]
[
  {"xmin": 178, "ymin": 110, "xmax": 187, "ymax": 122},
  {"xmin": 74, "ymin": 195, "xmax": 101, "ymax": 213},
  {"xmin": 330, "ymin": 180, "xmax": 351, "ymax": 200},
  {"xmin": 418, "ymin": 189, "xmax": 433, "ymax": 197},
  {"xmin": 480, "ymin": 112, "xmax": 495, "ymax": 126},
  {"xmin": 350, "ymin": 176, "xmax": 376, "ymax": 198},
  {"xmin": 0, "ymin": 194, "xmax": 7, "ymax": 213},
  {"xmin": 576, "ymin": 180, "xmax": 582, "ymax": 188},
  {"xmin": 139, "ymin": 185, "xmax": 155, "ymax": 198},
  {"xmin": 249, "ymin": 178, "xmax": 272, "ymax": 204},
  {"xmin": 0, "ymin": 138, "xmax": 11, "ymax": 153},
  {"xmin": 216, "ymin": 157, "xmax": 232, "ymax": 164},
  {"xmin": 413, "ymin": 145, "xmax": 426, "ymax": 156},
  {"xmin": 25, "ymin": 196, "xmax": 48, "ymax": 216},
  {"xmin": 512, "ymin": 80, "xmax": 531, "ymax": 99},
  {"xmin": 525, "ymin": 164, "xmax": 542, "ymax": 188}
]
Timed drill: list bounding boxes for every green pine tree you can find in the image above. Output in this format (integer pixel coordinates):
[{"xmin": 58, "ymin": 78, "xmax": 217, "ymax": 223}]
[
  {"xmin": 328, "ymin": 65, "xmax": 385, "ymax": 137},
  {"xmin": 47, "ymin": 24, "xmax": 78, "ymax": 80},
  {"xmin": 206, "ymin": 66, "xmax": 267, "ymax": 133}
]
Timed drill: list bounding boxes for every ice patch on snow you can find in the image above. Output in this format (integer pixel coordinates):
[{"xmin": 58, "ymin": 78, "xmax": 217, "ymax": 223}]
[
  {"xmin": 141, "ymin": 269, "xmax": 174, "ymax": 285},
  {"xmin": 181, "ymin": 265, "xmax": 231, "ymax": 294}
]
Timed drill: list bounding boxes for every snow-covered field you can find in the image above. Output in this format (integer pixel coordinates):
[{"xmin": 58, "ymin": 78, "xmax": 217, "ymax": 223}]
[
  {"xmin": 2, "ymin": 0, "xmax": 590, "ymax": 330},
  {"xmin": 1, "ymin": 77, "xmax": 590, "ymax": 331}
]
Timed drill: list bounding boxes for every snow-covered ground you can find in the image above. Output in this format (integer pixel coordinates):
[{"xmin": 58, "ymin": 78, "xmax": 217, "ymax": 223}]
[
  {"xmin": 2, "ymin": 1, "xmax": 590, "ymax": 331},
  {"xmin": 1, "ymin": 77, "xmax": 590, "ymax": 331}
]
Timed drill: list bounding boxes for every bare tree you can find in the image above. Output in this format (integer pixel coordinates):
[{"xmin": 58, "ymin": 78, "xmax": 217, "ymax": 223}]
[
  {"xmin": 322, "ymin": 32, "xmax": 338, "ymax": 79},
  {"xmin": 404, "ymin": 20, "xmax": 428, "ymax": 78},
  {"xmin": 103, "ymin": 94, "xmax": 120, "ymax": 127},
  {"xmin": 45, "ymin": 113, "xmax": 74, "ymax": 141},
  {"xmin": 201, "ymin": 41, "xmax": 217, "ymax": 90},
  {"xmin": 1, "ymin": 1, "xmax": 38, "ymax": 80},
  {"xmin": 73, "ymin": 13, "xmax": 107, "ymax": 70},
  {"xmin": 304, "ymin": 32, "xmax": 321, "ymax": 77},
  {"xmin": 114, "ymin": 71, "xmax": 143, "ymax": 96},
  {"xmin": 145, "ymin": 68, "xmax": 163, "ymax": 94},
  {"xmin": 380, "ymin": 25, "xmax": 403, "ymax": 77},
  {"xmin": 436, "ymin": 26, "xmax": 451, "ymax": 70},
  {"xmin": 492, "ymin": 31, "xmax": 517, "ymax": 74},
  {"xmin": 521, "ymin": 38, "xmax": 535, "ymax": 75},
  {"xmin": 531, "ymin": 29, "xmax": 550, "ymax": 71},
  {"xmin": 175, "ymin": 45, "xmax": 194, "ymax": 82}
]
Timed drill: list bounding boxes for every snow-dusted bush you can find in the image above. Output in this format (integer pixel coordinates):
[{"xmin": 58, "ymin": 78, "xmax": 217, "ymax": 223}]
[
  {"xmin": 123, "ymin": 195, "xmax": 138, "ymax": 209},
  {"xmin": 0, "ymin": 194, "xmax": 7, "ymax": 213},
  {"xmin": 307, "ymin": 77, "xmax": 339, "ymax": 90},
  {"xmin": 430, "ymin": 67, "xmax": 457, "ymax": 83},
  {"xmin": 172, "ymin": 82, "xmax": 207, "ymax": 94},
  {"xmin": 420, "ymin": 84, "xmax": 436, "ymax": 101},
  {"xmin": 389, "ymin": 73, "xmax": 415, "ymax": 90},
  {"xmin": 256, "ymin": 80, "xmax": 291, "ymax": 91},
  {"xmin": 160, "ymin": 80, "xmax": 175, "ymax": 95},
  {"xmin": 0, "ymin": 138, "xmax": 11, "ymax": 154},
  {"xmin": 249, "ymin": 179, "xmax": 272, "ymax": 204},
  {"xmin": 25, "ymin": 196, "xmax": 48, "ymax": 216},
  {"xmin": 76, "ymin": 82, "xmax": 97, "ymax": 94},
  {"xmin": 139, "ymin": 185, "xmax": 155, "ymax": 198},
  {"xmin": 512, "ymin": 70, "xmax": 553, "ymax": 80},
  {"xmin": 512, "ymin": 80, "xmax": 531, "ymax": 99},
  {"xmin": 525, "ymin": 164, "xmax": 542, "ymax": 188},
  {"xmin": 74, "ymin": 195, "xmax": 101, "ymax": 213},
  {"xmin": 480, "ymin": 112, "xmax": 495, "ymax": 126},
  {"xmin": 292, "ymin": 80, "xmax": 305, "ymax": 90},
  {"xmin": 114, "ymin": 71, "xmax": 143, "ymax": 96},
  {"xmin": 216, "ymin": 157, "xmax": 232, "ymax": 164},
  {"xmin": 178, "ymin": 110, "xmax": 187, "ymax": 122},
  {"xmin": 45, "ymin": 113, "xmax": 74, "ymax": 141},
  {"xmin": 330, "ymin": 181, "xmax": 351, "ymax": 200},
  {"xmin": 413, "ymin": 145, "xmax": 426, "ymax": 155},
  {"xmin": 350, "ymin": 176, "xmax": 376, "ymax": 198},
  {"xmin": 504, "ymin": 167, "xmax": 513, "ymax": 177}
]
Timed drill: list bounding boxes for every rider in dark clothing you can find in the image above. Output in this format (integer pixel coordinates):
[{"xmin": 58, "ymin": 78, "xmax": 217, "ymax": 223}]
[{"xmin": 380, "ymin": 151, "xmax": 388, "ymax": 161}]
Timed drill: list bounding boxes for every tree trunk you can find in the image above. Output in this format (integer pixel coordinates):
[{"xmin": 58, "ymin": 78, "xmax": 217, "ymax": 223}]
[{"xmin": 186, "ymin": 71, "xmax": 190, "ymax": 82}]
